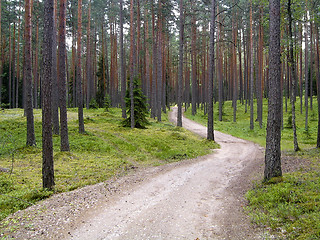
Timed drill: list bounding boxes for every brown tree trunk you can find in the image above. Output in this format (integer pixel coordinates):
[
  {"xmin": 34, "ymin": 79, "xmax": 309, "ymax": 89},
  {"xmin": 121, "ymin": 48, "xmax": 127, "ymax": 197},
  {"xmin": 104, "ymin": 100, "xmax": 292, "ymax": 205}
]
[
  {"xmin": 9, "ymin": 24, "xmax": 12, "ymax": 108},
  {"xmin": 33, "ymin": 22, "xmax": 39, "ymax": 109},
  {"xmin": 249, "ymin": 1, "xmax": 254, "ymax": 130},
  {"xmin": 315, "ymin": 24, "xmax": 320, "ymax": 148},
  {"xmin": 264, "ymin": 0, "xmax": 282, "ymax": 180},
  {"xmin": 177, "ymin": 0, "xmax": 184, "ymax": 127},
  {"xmin": 305, "ymin": 9, "xmax": 309, "ymax": 131},
  {"xmin": 25, "ymin": 0, "xmax": 36, "ymax": 146},
  {"xmin": 42, "ymin": 0, "xmax": 55, "ymax": 190},
  {"xmin": 120, "ymin": 0, "xmax": 126, "ymax": 118},
  {"xmin": 288, "ymin": 0, "xmax": 300, "ymax": 152},
  {"xmin": 86, "ymin": 1, "xmax": 93, "ymax": 109},
  {"xmin": 52, "ymin": 0, "xmax": 60, "ymax": 135},
  {"xmin": 58, "ymin": 0, "xmax": 69, "ymax": 151},
  {"xmin": 77, "ymin": 0, "xmax": 85, "ymax": 133},
  {"xmin": 0, "ymin": 0, "xmax": 2, "ymax": 105},
  {"xmin": 207, "ymin": 0, "xmax": 216, "ymax": 140},
  {"xmin": 191, "ymin": 4, "xmax": 197, "ymax": 116}
]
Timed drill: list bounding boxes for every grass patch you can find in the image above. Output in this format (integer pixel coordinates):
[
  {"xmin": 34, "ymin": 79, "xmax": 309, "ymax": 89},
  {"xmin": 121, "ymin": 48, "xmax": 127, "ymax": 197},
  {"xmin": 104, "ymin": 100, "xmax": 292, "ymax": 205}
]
[
  {"xmin": 184, "ymin": 99, "xmax": 320, "ymax": 239},
  {"xmin": 184, "ymin": 97, "xmax": 319, "ymax": 150},
  {"xmin": 0, "ymin": 108, "xmax": 218, "ymax": 222},
  {"xmin": 246, "ymin": 160, "xmax": 320, "ymax": 239}
]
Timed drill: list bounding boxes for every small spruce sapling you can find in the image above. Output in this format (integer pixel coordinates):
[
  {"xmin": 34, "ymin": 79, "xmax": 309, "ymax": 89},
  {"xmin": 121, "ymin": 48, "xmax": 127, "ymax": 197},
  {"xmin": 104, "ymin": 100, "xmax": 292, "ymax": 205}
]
[{"xmin": 122, "ymin": 78, "xmax": 149, "ymax": 128}]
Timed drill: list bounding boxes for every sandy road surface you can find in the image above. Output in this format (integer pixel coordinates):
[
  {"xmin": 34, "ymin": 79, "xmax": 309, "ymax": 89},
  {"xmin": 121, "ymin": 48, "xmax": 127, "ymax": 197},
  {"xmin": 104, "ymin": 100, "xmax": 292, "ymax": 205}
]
[{"xmin": 65, "ymin": 108, "xmax": 264, "ymax": 240}]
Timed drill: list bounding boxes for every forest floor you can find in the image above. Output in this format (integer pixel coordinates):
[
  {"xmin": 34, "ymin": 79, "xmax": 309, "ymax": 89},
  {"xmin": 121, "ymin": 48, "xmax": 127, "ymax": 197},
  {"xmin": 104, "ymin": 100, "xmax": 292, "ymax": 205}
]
[{"xmin": 2, "ymin": 108, "xmax": 283, "ymax": 239}]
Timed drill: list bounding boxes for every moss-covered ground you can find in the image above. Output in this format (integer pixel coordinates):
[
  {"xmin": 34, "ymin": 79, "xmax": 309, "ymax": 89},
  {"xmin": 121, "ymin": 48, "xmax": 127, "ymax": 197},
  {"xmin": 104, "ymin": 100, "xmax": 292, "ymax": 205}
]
[{"xmin": 0, "ymin": 108, "xmax": 218, "ymax": 222}]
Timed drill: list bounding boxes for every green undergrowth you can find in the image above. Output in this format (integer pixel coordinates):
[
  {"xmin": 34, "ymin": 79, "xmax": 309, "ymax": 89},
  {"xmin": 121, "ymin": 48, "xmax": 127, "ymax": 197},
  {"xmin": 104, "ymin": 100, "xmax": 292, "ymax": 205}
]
[
  {"xmin": 184, "ymin": 97, "xmax": 318, "ymax": 150},
  {"xmin": 246, "ymin": 157, "xmax": 320, "ymax": 240},
  {"xmin": 184, "ymin": 99, "xmax": 319, "ymax": 239},
  {"xmin": 0, "ymin": 107, "xmax": 218, "ymax": 222}
]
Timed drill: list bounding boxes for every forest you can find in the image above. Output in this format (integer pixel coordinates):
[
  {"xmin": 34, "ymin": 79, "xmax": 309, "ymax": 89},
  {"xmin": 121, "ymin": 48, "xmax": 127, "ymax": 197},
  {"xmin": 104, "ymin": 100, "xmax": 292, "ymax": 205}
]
[{"xmin": 0, "ymin": 0, "xmax": 320, "ymax": 239}]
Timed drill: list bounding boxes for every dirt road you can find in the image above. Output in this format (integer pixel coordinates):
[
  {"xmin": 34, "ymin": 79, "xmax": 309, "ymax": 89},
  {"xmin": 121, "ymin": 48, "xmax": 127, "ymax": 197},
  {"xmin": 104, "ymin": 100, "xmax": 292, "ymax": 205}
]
[{"xmin": 65, "ymin": 108, "xmax": 264, "ymax": 240}]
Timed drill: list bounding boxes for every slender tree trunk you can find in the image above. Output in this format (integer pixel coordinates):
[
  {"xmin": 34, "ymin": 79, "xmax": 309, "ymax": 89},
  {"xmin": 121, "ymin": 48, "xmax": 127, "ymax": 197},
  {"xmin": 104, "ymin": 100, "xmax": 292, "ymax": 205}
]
[
  {"xmin": 129, "ymin": 0, "xmax": 135, "ymax": 128},
  {"xmin": 151, "ymin": 2, "xmax": 157, "ymax": 119},
  {"xmin": 16, "ymin": 13, "xmax": 21, "ymax": 108},
  {"xmin": 177, "ymin": 0, "xmax": 184, "ymax": 127},
  {"xmin": 12, "ymin": 23, "xmax": 16, "ymax": 108},
  {"xmin": 305, "ymin": 11, "xmax": 309, "ymax": 131},
  {"xmin": 9, "ymin": 24, "xmax": 12, "ymax": 108},
  {"xmin": 52, "ymin": 0, "xmax": 60, "ymax": 135},
  {"xmin": 42, "ymin": 0, "xmax": 55, "ymax": 190},
  {"xmin": 315, "ymin": 24, "xmax": 320, "ymax": 148},
  {"xmin": 299, "ymin": 23, "xmax": 303, "ymax": 114},
  {"xmin": 0, "ymin": 0, "xmax": 2, "ymax": 106},
  {"xmin": 157, "ymin": 10, "xmax": 163, "ymax": 122},
  {"xmin": 33, "ymin": 22, "xmax": 39, "ymax": 109},
  {"xmin": 288, "ymin": 0, "xmax": 300, "ymax": 152},
  {"xmin": 264, "ymin": 0, "xmax": 282, "ymax": 181},
  {"xmin": 25, "ymin": 0, "xmax": 36, "ymax": 146},
  {"xmin": 58, "ymin": 0, "xmax": 69, "ymax": 151},
  {"xmin": 249, "ymin": 1, "xmax": 254, "ymax": 130},
  {"xmin": 120, "ymin": 0, "xmax": 126, "ymax": 119},
  {"xmin": 207, "ymin": 0, "xmax": 216, "ymax": 141},
  {"xmin": 77, "ymin": 0, "xmax": 85, "ymax": 133},
  {"xmin": 86, "ymin": 1, "xmax": 93, "ymax": 109},
  {"xmin": 191, "ymin": 5, "xmax": 197, "ymax": 116},
  {"xmin": 310, "ymin": 21, "xmax": 313, "ymax": 110}
]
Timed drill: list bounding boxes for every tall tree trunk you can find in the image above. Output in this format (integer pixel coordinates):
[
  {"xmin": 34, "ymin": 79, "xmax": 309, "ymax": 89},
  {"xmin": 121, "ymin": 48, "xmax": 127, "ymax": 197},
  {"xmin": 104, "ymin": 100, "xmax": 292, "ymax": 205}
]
[
  {"xmin": 151, "ymin": 2, "xmax": 157, "ymax": 119},
  {"xmin": 305, "ymin": 10, "xmax": 309, "ymax": 131},
  {"xmin": 58, "ymin": 0, "xmax": 69, "ymax": 151},
  {"xmin": 16, "ymin": 13, "xmax": 21, "ymax": 108},
  {"xmin": 25, "ymin": 0, "xmax": 36, "ymax": 146},
  {"xmin": 86, "ymin": 1, "xmax": 93, "ymax": 109},
  {"xmin": 42, "ymin": 0, "xmax": 55, "ymax": 190},
  {"xmin": 249, "ymin": 1, "xmax": 254, "ymax": 130},
  {"xmin": 12, "ymin": 23, "xmax": 16, "ymax": 108},
  {"xmin": 207, "ymin": 0, "xmax": 216, "ymax": 141},
  {"xmin": 0, "ymin": 0, "xmax": 2, "ymax": 106},
  {"xmin": 77, "ymin": 0, "xmax": 85, "ymax": 133},
  {"xmin": 9, "ymin": 24, "xmax": 12, "ymax": 108},
  {"xmin": 129, "ymin": 0, "xmax": 136, "ymax": 128},
  {"xmin": 288, "ymin": 0, "xmax": 300, "ymax": 152},
  {"xmin": 156, "ymin": 8, "xmax": 163, "ymax": 122},
  {"xmin": 315, "ymin": 24, "xmax": 320, "ymax": 148},
  {"xmin": 310, "ymin": 21, "xmax": 313, "ymax": 110},
  {"xmin": 264, "ymin": 0, "xmax": 282, "ymax": 180},
  {"xmin": 191, "ymin": 5, "xmax": 197, "ymax": 116},
  {"xmin": 120, "ymin": 0, "xmax": 126, "ymax": 119},
  {"xmin": 177, "ymin": 0, "xmax": 184, "ymax": 127},
  {"xmin": 52, "ymin": 0, "xmax": 60, "ymax": 135}
]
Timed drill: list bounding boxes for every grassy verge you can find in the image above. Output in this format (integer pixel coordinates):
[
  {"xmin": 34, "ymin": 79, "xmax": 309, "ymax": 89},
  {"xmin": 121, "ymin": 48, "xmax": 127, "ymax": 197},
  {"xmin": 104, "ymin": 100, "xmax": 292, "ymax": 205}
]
[
  {"xmin": 184, "ymin": 99, "xmax": 320, "ymax": 239},
  {"xmin": 0, "ymin": 108, "xmax": 218, "ymax": 222}
]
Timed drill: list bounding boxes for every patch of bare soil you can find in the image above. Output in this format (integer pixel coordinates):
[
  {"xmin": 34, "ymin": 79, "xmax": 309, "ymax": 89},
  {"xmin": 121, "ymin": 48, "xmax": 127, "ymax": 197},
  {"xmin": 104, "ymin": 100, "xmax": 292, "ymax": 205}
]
[{"xmin": 3, "ymin": 108, "xmax": 307, "ymax": 240}]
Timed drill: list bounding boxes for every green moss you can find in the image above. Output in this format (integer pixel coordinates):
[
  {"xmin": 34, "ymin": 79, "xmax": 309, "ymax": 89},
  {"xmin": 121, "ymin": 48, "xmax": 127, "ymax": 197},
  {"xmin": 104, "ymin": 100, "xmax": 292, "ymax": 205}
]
[{"xmin": 0, "ymin": 107, "xmax": 217, "ymax": 222}]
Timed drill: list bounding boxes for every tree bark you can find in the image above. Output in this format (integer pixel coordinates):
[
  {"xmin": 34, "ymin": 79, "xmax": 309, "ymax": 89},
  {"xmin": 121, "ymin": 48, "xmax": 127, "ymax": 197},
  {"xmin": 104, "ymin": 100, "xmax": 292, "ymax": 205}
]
[
  {"xmin": 120, "ymin": 0, "xmax": 126, "ymax": 119},
  {"xmin": 264, "ymin": 0, "xmax": 282, "ymax": 180},
  {"xmin": 305, "ymin": 10, "xmax": 309, "ymax": 131},
  {"xmin": 58, "ymin": 0, "xmax": 69, "ymax": 151},
  {"xmin": 52, "ymin": 0, "xmax": 60, "ymax": 135},
  {"xmin": 77, "ymin": 0, "xmax": 85, "ymax": 133},
  {"xmin": 177, "ymin": 0, "xmax": 184, "ymax": 127},
  {"xmin": 42, "ymin": 0, "xmax": 55, "ymax": 190},
  {"xmin": 288, "ymin": 0, "xmax": 300, "ymax": 152},
  {"xmin": 315, "ymin": 24, "xmax": 320, "ymax": 148},
  {"xmin": 25, "ymin": 0, "xmax": 36, "ymax": 146},
  {"xmin": 207, "ymin": 0, "xmax": 216, "ymax": 141},
  {"xmin": 249, "ymin": 1, "xmax": 254, "ymax": 130}
]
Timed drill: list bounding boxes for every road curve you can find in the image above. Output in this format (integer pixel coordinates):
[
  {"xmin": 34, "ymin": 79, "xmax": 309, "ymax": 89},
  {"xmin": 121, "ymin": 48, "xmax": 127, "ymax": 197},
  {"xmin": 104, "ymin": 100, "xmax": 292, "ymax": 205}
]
[{"xmin": 66, "ymin": 107, "xmax": 264, "ymax": 240}]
